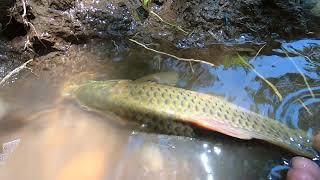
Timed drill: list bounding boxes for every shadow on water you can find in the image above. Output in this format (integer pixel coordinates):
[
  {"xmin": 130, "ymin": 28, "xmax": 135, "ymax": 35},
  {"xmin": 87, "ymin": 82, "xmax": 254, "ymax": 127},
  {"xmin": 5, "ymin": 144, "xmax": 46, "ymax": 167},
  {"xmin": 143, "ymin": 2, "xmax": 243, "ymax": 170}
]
[{"xmin": 0, "ymin": 38, "xmax": 319, "ymax": 179}]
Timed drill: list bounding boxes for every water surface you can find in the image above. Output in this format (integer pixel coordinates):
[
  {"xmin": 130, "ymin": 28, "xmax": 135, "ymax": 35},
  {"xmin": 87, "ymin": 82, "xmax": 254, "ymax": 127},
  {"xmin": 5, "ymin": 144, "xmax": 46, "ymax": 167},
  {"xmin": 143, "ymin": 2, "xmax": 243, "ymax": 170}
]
[{"xmin": 0, "ymin": 38, "xmax": 319, "ymax": 179}]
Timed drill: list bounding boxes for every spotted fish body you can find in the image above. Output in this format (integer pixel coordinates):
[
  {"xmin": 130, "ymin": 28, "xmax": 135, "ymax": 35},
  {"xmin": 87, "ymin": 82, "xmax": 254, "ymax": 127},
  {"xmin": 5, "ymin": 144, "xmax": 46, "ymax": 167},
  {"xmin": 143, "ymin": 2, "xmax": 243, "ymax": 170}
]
[{"xmin": 71, "ymin": 80, "xmax": 319, "ymax": 158}]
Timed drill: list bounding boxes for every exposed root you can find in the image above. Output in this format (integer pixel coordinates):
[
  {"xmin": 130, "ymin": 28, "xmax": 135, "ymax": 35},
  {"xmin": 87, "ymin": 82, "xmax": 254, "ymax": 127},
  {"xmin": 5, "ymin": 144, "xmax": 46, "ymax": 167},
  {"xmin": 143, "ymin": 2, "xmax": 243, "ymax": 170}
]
[
  {"xmin": 238, "ymin": 44, "xmax": 283, "ymax": 101},
  {"xmin": 0, "ymin": 59, "xmax": 34, "ymax": 86},
  {"xmin": 21, "ymin": 0, "xmax": 45, "ymax": 51},
  {"xmin": 2, "ymin": 5, "xmax": 16, "ymax": 31},
  {"xmin": 281, "ymin": 48, "xmax": 315, "ymax": 99},
  {"xmin": 23, "ymin": 35, "xmax": 35, "ymax": 53},
  {"xmin": 129, "ymin": 39, "xmax": 214, "ymax": 72}
]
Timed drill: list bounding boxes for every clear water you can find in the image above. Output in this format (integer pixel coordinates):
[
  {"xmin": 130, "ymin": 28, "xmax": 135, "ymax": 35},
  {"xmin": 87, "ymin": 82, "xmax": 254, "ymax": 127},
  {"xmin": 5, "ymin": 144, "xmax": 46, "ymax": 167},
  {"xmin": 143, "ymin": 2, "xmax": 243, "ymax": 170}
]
[{"xmin": 0, "ymin": 38, "xmax": 319, "ymax": 179}]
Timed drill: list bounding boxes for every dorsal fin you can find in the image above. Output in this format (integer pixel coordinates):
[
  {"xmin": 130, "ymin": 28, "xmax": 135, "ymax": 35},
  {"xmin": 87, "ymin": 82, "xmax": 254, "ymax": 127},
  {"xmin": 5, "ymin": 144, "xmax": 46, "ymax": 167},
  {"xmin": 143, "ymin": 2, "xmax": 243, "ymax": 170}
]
[{"xmin": 134, "ymin": 72, "xmax": 179, "ymax": 86}]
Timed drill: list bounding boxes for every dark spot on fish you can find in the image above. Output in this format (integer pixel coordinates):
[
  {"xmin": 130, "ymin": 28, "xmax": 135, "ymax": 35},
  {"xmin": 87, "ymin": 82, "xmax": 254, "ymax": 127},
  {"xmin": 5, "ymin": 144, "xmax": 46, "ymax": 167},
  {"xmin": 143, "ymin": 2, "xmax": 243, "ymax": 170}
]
[
  {"xmin": 134, "ymin": 85, "xmax": 138, "ymax": 90},
  {"xmin": 183, "ymin": 96, "xmax": 187, "ymax": 100},
  {"xmin": 161, "ymin": 93, "xmax": 165, "ymax": 98},
  {"xmin": 191, "ymin": 99, "xmax": 195, "ymax": 103},
  {"xmin": 169, "ymin": 94, "xmax": 172, "ymax": 98},
  {"xmin": 181, "ymin": 101, "xmax": 184, "ymax": 106},
  {"xmin": 157, "ymin": 87, "xmax": 161, "ymax": 91},
  {"xmin": 164, "ymin": 88, "xmax": 168, "ymax": 92},
  {"xmin": 153, "ymin": 92, "xmax": 157, "ymax": 96},
  {"xmin": 195, "ymin": 106, "xmax": 199, "ymax": 111},
  {"xmin": 202, "ymin": 108, "xmax": 206, "ymax": 113},
  {"xmin": 245, "ymin": 121, "xmax": 249, "ymax": 127},
  {"xmin": 233, "ymin": 112, "xmax": 238, "ymax": 117},
  {"xmin": 224, "ymin": 114, "xmax": 228, "ymax": 119},
  {"xmin": 150, "ymin": 87, "xmax": 154, "ymax": 90},
  {"xmin": 251, "ymin": 122, "xmax": 257, "ymax": 129},
  {"xmin": 210, "ymin": 109, "xmax": 213, "ymax": 115},
  {"xmin": 177, "ymin": 95, "xmax": 180, "ymax": 99},
  {"xmin": 173, "ymin": 100, "xmax": 177, "ymax": 105},
  {"xmin": 142, "ymin": 86, "xmax": 146, "ymax": 90},
  {"xmin": 164, "ymin": 99, "xmax": 169, "ymax": 104}
]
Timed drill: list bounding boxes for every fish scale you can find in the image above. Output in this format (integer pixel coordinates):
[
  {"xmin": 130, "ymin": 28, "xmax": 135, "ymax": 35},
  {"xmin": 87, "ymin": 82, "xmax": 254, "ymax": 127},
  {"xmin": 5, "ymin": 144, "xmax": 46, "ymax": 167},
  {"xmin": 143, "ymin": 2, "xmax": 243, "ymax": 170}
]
[{"xmin": 71, "ymin": 80, "xmax": 319, "ymax": 159}]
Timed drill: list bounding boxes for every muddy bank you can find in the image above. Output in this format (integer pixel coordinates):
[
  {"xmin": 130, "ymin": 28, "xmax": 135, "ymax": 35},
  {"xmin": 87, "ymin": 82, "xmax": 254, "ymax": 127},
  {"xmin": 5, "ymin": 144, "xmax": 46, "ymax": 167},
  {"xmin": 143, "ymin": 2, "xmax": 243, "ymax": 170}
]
[{"xmin": 0, "ymin": 0, "xmax": 319, "ymax": 53}]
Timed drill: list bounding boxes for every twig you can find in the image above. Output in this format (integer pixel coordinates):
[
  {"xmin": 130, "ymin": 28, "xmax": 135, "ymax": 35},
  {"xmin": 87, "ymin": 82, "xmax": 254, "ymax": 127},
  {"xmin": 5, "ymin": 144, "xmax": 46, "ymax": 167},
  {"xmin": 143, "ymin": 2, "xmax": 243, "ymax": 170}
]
[
  {"xmin": 150, "ymin": 11, "xmax": 189, "ymax": 35},
  {"xmin": 129, "ymin": 39, "xmax": 215, "ymax": 70},
  {"xmin": 281, "ymin": 48, "xmax": 315, "ymax": 99},
  {"xmin": 253, "ymin": 43, "xmax": 267, "ymax": 60},
  {"xmin": 237, "ymin": 45, "xmax": 283, "ymax": 101},
  {"xmin": 294, "ymin": 98, "xmax": 313, "ymax": 116},
  {"xmin": 0, "ymin": 59, "xmax": 33, "ymax": 86},
  {"xmin": 189, "ymin": 61, "xmax": 194, "ymax": 73},
  {"xmin": 290, "ymin": 49, "xmax": 320, "ymax": 67}
]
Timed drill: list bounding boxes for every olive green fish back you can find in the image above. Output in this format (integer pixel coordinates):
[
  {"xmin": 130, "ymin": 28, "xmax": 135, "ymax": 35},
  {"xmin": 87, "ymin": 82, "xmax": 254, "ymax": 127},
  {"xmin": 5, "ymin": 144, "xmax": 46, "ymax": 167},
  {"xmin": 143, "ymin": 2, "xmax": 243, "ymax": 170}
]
[{"xmin": 73, "ymin": 80, "xmax": 319, "ymax": 159}]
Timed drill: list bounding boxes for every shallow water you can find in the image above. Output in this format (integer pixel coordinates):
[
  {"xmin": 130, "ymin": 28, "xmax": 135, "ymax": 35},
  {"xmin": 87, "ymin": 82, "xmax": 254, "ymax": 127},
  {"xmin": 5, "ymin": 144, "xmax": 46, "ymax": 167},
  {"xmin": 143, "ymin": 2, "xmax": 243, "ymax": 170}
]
[{"xmin": 0, "ymin": 38, "xmax": 319, "ymax": 179}]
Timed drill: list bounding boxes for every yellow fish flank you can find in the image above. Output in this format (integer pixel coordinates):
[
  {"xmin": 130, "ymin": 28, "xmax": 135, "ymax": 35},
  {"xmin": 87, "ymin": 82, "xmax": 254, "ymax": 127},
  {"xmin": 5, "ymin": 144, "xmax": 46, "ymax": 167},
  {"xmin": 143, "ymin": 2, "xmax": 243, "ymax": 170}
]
[{"xmin": 70, "ymin": 80, "xmax": 319, "ymax": 159}]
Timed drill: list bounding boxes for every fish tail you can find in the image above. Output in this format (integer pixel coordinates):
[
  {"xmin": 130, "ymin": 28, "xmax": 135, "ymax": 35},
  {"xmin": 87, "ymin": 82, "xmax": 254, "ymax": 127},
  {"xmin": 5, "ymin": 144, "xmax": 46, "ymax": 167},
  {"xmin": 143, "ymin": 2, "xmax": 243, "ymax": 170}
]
[{"xmin": 253, "ymin": 120, "xmax": 318, "ymax": 159}]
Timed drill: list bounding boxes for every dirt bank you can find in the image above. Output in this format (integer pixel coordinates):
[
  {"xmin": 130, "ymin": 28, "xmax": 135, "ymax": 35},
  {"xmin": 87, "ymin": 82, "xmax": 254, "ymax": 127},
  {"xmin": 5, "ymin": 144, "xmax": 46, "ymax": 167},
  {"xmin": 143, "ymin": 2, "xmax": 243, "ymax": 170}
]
[{"xmin": 0, "ymin": 0, "xmax": 319, "ymax": 78}]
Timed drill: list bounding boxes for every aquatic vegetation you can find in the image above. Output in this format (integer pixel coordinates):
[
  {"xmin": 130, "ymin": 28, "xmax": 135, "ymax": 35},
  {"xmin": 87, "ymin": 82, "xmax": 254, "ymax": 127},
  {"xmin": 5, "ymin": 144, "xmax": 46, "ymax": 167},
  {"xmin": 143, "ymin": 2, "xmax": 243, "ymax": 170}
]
[
  {"xmin": 142, "ymin": 0, "xmax": 151, "ymax": 10},
  {"xmin": 237, "ymin": 54, "xmax": 283, "ymax": 101},
  {"xmin": 222, "ymin": 54, "xmax": 251, "ymax": 69},
  {"xmin": 281, "ymin": 48, "xmax": 315, "ymax": 99}
]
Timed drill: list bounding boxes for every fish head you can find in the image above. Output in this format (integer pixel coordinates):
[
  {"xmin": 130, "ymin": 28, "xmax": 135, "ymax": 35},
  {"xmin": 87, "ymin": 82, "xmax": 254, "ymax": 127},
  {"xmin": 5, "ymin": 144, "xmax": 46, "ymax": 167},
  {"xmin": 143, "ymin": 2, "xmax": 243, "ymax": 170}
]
[
  {"xmin": 61, "ymin": 72, "xmax": 98, "ymax": 97},
  {"xmin": 71, "ymin": 80, "xmax": 131, "ymax": 110}
]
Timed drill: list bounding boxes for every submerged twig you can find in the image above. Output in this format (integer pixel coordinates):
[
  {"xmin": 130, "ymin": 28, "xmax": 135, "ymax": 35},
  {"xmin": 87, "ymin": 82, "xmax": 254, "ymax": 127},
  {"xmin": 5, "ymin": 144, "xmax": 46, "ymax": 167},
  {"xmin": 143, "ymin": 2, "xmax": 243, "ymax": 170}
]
[
  {"xmin": 281, "ymin": 48, "xmax": 315, "ymax": 99},
  {"xmin": 0, "ymin": 59, "xmax": 33, "ymax": 86},
  {"xmin": 150, "ymin": 11, "xmax": 189, "ymax": 35},
  {"xmin": 129, "ymin": 39, "xmax": 215, "ymax": 71},
  {"xmin": 288, "ymin": 49, "xmax": 320, "ymax": 67},
  {"xmin": 237, "ymin": 44, "xmax": 283, "ymax": 101},
  {"xmin": 253, "ymin": 44, "xmax": 267, "ymax": 60},
  {"xmin": 294, "ymin": 98, "xmax": 313, "ymax": 116}
]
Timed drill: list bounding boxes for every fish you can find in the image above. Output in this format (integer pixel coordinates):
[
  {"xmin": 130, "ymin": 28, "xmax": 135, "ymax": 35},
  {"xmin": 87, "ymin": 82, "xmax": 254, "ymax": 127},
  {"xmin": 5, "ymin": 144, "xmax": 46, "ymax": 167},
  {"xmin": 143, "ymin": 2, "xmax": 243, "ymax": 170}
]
[{"xmin": 66, "ymin": 73, "xmax": 319, "ymax": 159}]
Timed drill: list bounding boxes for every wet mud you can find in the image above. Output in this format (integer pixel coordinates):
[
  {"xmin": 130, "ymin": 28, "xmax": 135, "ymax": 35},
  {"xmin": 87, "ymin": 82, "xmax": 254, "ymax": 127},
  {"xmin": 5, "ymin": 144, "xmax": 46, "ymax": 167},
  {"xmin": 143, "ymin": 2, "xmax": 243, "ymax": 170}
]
[{"xmin": 0, "ymin": 0, "xmax": 319, "ymax": 62}]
